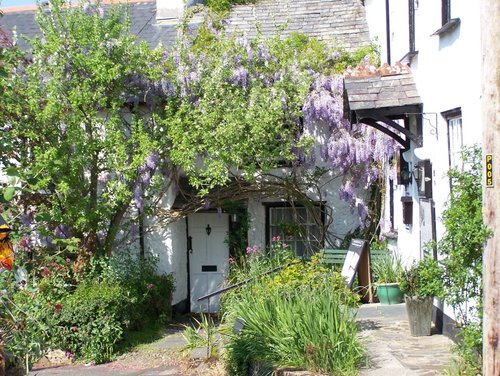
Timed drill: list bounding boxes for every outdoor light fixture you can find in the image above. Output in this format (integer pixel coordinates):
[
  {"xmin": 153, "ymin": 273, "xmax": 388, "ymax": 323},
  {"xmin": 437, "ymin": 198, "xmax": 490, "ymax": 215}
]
[
  {"xmin": 205, "ymin": 224, "xmax": 212, "ymax": 236},
  {"xmin": 0, "ymin": 216, "xmax": 14, "ymax": 271},
  {"xmin": 413, "ymin": 160, "xmax": 433, "ymax": 198}
]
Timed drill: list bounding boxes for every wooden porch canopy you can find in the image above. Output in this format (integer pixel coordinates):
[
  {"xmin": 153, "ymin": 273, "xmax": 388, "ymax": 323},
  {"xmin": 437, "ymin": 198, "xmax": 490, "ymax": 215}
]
[{"xmin": 343, "ymin": 66, "xmax": 423, "ymax": 149}]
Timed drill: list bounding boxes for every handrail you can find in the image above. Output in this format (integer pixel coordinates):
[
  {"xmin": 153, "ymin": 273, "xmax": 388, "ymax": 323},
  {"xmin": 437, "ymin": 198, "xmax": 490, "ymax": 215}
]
[{"xmin": 197, "ymin": 264, "xmax": 287, "ymax": 302}]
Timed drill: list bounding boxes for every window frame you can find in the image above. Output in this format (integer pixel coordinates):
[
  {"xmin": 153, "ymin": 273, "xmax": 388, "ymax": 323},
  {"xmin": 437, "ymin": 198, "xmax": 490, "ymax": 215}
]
[
  {"xmin": 443, "ymin": 107, "xmax": 463, "ymax": 171},
  {"xmin": 264, "ymin": 202, "xmax": 325, "ymax": 258}
]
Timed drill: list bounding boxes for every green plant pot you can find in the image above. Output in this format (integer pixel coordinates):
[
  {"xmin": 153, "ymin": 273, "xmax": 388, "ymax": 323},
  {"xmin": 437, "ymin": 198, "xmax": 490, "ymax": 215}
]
[{"xmin": 376, "ymin": 283, "xmax": 404, "ymax": 305}]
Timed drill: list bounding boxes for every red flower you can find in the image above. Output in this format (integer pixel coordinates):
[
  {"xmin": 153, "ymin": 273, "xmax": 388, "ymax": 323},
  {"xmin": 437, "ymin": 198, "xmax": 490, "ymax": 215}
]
[
  {"xmin": 42, "ymin": 267, "xmax": 50, "ymax": 277},
  {"xmin": 55, "ymin": 303, "xmax": 62, "ymax": 312}
]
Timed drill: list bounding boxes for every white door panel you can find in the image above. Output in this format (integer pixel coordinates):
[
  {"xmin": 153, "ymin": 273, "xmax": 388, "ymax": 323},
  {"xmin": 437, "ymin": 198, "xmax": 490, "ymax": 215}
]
[{"xmin": 189, "ymin": 213, "xmax": 229, "ymax": 313}]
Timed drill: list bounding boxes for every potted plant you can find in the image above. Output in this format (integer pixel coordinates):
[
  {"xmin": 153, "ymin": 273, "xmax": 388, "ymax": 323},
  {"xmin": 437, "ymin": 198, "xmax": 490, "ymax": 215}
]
[
  {"xmin": 371, "ymin": 251, "xmax": 404, "ymax": 305},
  {"xmin": 399, "ymin": 256, "xmax": 444, "ymax": 336}
]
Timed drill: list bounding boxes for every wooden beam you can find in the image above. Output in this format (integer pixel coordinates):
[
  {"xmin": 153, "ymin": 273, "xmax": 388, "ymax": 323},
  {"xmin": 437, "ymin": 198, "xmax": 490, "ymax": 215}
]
[
  {"xmin": 481, "ymin": 0, "xmax": 500, "ymax": 373},
  {"xmin": 360, "ymin": 117, "xmax": 408, "ymax": 147}
]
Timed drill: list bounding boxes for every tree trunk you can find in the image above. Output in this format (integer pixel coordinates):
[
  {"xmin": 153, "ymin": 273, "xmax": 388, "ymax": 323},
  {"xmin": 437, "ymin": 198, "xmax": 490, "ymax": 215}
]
[{"xmin": 481, "ymin": 0, "xmax": 500, "ymax": 374}]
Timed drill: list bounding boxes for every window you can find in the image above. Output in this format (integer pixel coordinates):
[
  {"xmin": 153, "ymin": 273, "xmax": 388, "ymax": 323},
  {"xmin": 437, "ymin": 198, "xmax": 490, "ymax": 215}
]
[
  {"xmin": 266, "ymin": 204, "xmax": 323, "ymax": 258},
  {"xmin": 444, "ymin": 108, "xmax": 463, "ymax": 170},
  {"xmin": 432, "ymin": 0, "xmax": 460, "ymax": 36}
]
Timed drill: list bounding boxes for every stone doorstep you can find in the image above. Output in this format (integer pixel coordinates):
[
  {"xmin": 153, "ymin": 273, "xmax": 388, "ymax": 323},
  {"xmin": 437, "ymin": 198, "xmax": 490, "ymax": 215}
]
[{"xmin": 275, "ymin": 367, "xmax": 324, "ymax": 376}]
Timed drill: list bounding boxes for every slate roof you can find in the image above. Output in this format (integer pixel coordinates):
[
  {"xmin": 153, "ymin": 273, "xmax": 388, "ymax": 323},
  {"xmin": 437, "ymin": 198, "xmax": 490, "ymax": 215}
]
[
  {"xmin": 344, "ymin": 64, "xmax": 421, "ymax": 111},
  {"xmin": 0, "ymin": 0, "xmax": 178, "ymax": 51},
  {"xmin": 225, "ymin": 0, "xmax": 371, "ymax": 52},
  {"xmin": 1, "ymin": 0, "xmax": 371, "ymax": 53}
]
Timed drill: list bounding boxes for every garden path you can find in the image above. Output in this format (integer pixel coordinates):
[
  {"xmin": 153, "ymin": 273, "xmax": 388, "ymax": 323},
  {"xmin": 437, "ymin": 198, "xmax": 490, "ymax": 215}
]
[{"xmin": 358, "ymin": 303, "xmax": 456, "ymax": 375}]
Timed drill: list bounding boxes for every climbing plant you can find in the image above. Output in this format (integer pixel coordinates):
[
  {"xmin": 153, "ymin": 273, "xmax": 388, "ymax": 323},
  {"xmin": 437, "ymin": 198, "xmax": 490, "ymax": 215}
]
[{"xmin": 438, "ymin": 145, "xmax": 490, "ymax": 371}]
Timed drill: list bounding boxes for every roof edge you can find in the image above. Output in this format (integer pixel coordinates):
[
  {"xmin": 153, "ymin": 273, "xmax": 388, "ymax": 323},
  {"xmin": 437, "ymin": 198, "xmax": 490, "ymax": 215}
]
[{"xmin": 1, "ymin": 0, "xmax": 154, "ymax": 14}]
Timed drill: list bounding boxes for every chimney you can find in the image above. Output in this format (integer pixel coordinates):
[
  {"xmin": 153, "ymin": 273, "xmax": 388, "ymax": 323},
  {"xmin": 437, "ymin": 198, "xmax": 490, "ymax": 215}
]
[{"xmin": 156, "ymin": 0, "xmax": 184, "ymax": 21}]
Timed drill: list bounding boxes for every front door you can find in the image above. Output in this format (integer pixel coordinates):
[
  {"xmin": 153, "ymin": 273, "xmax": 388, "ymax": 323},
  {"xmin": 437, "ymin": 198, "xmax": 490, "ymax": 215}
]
[{"xmin": 189, "ymin": 213, "xmax": 229, "ymax": 313}]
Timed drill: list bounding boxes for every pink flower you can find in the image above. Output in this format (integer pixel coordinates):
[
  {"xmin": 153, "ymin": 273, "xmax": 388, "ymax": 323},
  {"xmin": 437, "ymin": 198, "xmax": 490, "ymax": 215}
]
[
  {"xmin": 246, "ymin": 247, "xmax": 252, "ymax": 253},
  {"xmin": 42, "ymin": 268, "xmax": 50, "ymax": 277},
  {"xmin": 65, "ymin": 351, "xmax": 73, "ymax": 359},
  {"xmin": 66, "ymin": 258, "xmax": 71, "ymax": 263},
  {"xmin": 229, "ymin": 257, "xmax": 235, "ymax": 263},
  {"xmin": 272, "ymin": 235, "xmax": 281, "ymax": 241},
  {"xmin": 147, "ymin": 283, "xmax": 154, "ymax": 289}
]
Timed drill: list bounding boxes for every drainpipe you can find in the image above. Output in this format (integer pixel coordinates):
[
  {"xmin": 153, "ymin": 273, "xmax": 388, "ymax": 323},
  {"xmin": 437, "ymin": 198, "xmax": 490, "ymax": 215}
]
[
  {"xmin": 139, "ymin": 208, "xmax": 145, "ymax": 260},
  {"xmin": 385, "ymin": 0, "xmax": 391, "ymax": 65},
  {"xmin": 185, "ymin": 217, "xmax": 191, "ymax": 311}
]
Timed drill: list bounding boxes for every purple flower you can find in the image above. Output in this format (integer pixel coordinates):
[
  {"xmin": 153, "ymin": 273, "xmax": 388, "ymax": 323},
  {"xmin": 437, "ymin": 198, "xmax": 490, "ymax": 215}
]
[
  {"xmin": 257, "ymin": 43, "xmax": 270, "ymax": 62},
  {"xmin": 230, "ymin": 66, "xmax": 249, "ymax": 88},
  {"xmin": 146, "ymin": 152, "xmax": 159, "ymax": 170},
  {"xmin": 134, "ymin": 185, "xmax": 143, "ymax": 211}
]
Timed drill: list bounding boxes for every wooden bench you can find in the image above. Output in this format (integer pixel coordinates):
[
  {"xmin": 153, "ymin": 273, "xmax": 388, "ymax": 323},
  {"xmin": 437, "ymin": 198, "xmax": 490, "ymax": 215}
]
[{"xmin": 320, "ymin": 247, "xmax": 387, "ymax": 266}]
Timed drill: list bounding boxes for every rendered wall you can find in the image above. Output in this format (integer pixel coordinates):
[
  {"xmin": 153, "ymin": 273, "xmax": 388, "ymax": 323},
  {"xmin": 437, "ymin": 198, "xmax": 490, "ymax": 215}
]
[{"xmin": 364, "ymin": 0, "xmax": 482, "ymax": 328}]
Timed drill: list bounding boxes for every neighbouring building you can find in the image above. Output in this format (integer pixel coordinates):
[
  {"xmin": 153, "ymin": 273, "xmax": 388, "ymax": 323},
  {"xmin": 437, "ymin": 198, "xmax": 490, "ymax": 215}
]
[{"xmin": 360, "ymin": 0, "xmax": 482, "ymax": 338}]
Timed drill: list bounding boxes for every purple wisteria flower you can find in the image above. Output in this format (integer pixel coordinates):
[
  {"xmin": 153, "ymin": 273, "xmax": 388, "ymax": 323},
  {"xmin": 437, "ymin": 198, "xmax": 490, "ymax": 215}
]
[{"xmin": 230, "ymin": 66, "xmax": 249, "ymax": 88}]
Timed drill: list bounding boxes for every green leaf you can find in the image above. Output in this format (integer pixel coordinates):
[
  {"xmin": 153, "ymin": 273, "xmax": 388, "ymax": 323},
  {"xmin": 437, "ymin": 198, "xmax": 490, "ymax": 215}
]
[
  {"xmin": 3, "ymin": 186, "xmax": 16, "ymax": 201},
  {"xmin": 4, "ymin": 167, "xmax": 19, "ymax": 177},
  {"xmin": 35, "ymin": 213, "xmax": 52, "ymax": 222}
]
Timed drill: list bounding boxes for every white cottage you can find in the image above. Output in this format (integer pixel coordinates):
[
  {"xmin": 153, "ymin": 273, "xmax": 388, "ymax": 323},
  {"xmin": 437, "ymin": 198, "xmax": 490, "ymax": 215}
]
[{"xmin": 1, "ymin": 0, "xmax": 376, "ymax": 313}]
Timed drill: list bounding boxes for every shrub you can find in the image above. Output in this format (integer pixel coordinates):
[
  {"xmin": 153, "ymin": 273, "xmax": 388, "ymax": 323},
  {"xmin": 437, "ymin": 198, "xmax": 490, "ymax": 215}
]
[
  {"xmin": 51, "ymin": 280, "xmax": 129, "ymax": 363},
  {"xmin": 398, "ymin": 257, "xmax": 444, "ymax": 298}
]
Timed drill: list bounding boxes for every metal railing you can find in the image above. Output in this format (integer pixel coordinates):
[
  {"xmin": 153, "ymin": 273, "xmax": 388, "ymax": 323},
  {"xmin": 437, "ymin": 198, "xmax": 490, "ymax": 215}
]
[{"xmin": 197, "ymin": 264, "xmax": 287, "ymax": 303}]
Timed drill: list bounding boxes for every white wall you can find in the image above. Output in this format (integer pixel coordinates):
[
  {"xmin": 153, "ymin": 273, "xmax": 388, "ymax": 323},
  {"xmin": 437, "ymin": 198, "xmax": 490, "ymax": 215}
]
[
  {"xmin": 365, "ymin": 0, "xmax": 482, "ymax": 325},
  {"xmin": 145, "ymin": 183, "xmax": 188, "ymax": 306}
]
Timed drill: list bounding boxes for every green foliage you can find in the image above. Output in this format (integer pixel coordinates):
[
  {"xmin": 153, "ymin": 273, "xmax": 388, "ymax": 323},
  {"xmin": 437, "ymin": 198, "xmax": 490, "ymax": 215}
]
[
  {"xmin": 0, "ymin": 250, "xmax": 175, "ymax": 368},
  {"xmin": 371, "ymin": 251, "xmax": 403, "ymax": 284},
  {"xmin": 92, "ymin": 251, "xmax": 175, "ymax": 326},
  {"xmin": 223, "ymin": 285, "xmax": 363, "ymax": 375},
  {"xmin": 1, "ymin": 0, "xmax": 167, "ymax": 255},
  {"xmin": 222, "ymin": 244, "xmax": 362, "ymax": 374},
  {"xmin": 0, "ymin": 269, "xmax": 57, "ymax": 372},
  {"xmin": 205, "ymin": 0, "xmax": 258, "ymax": 13},
  {"xmin": 182, "ymin": 314, "xmax": 218, "ymax": 358},
  {"xmin": 437, "ymin": 144, "xmax": 489, "ymax": 372},
  {"xmin": 398, "ymin": 257, "xmax": 444, "ymax": 298},
  {"xmin": 51, "ymin": 280, "xmax": 127, "ymax": 363}
]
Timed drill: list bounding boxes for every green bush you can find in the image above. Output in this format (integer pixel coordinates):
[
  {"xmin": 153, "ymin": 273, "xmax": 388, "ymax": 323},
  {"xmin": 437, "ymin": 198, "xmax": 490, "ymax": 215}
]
[
  {"xmin": 51, "ymin": 280, "xmax": 128, "ymax": 363},
  {"xmin": 398, "ymin": 257, "xmax": 444, "ymax": 298}
]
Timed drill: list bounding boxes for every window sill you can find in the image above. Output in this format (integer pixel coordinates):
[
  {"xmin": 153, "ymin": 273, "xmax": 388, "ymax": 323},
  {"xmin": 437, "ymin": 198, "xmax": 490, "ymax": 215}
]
[
  {"xmin": 431, "ymin": 18, "xmax": 460, "ymax": 36},
  {"xmin": 400, "ymin": 51, "xmax": 418, "ymax": 65}
]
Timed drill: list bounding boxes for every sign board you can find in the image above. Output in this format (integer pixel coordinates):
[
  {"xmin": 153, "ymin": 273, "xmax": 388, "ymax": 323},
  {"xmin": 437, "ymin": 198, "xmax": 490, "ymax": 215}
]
[
  {"xmin": 341, "ymin": 238, "xmax": 368, "ymax": 289},
  {"xmin": 486, "ymin": 154, "xmax": 493, "ymax": 187}
]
